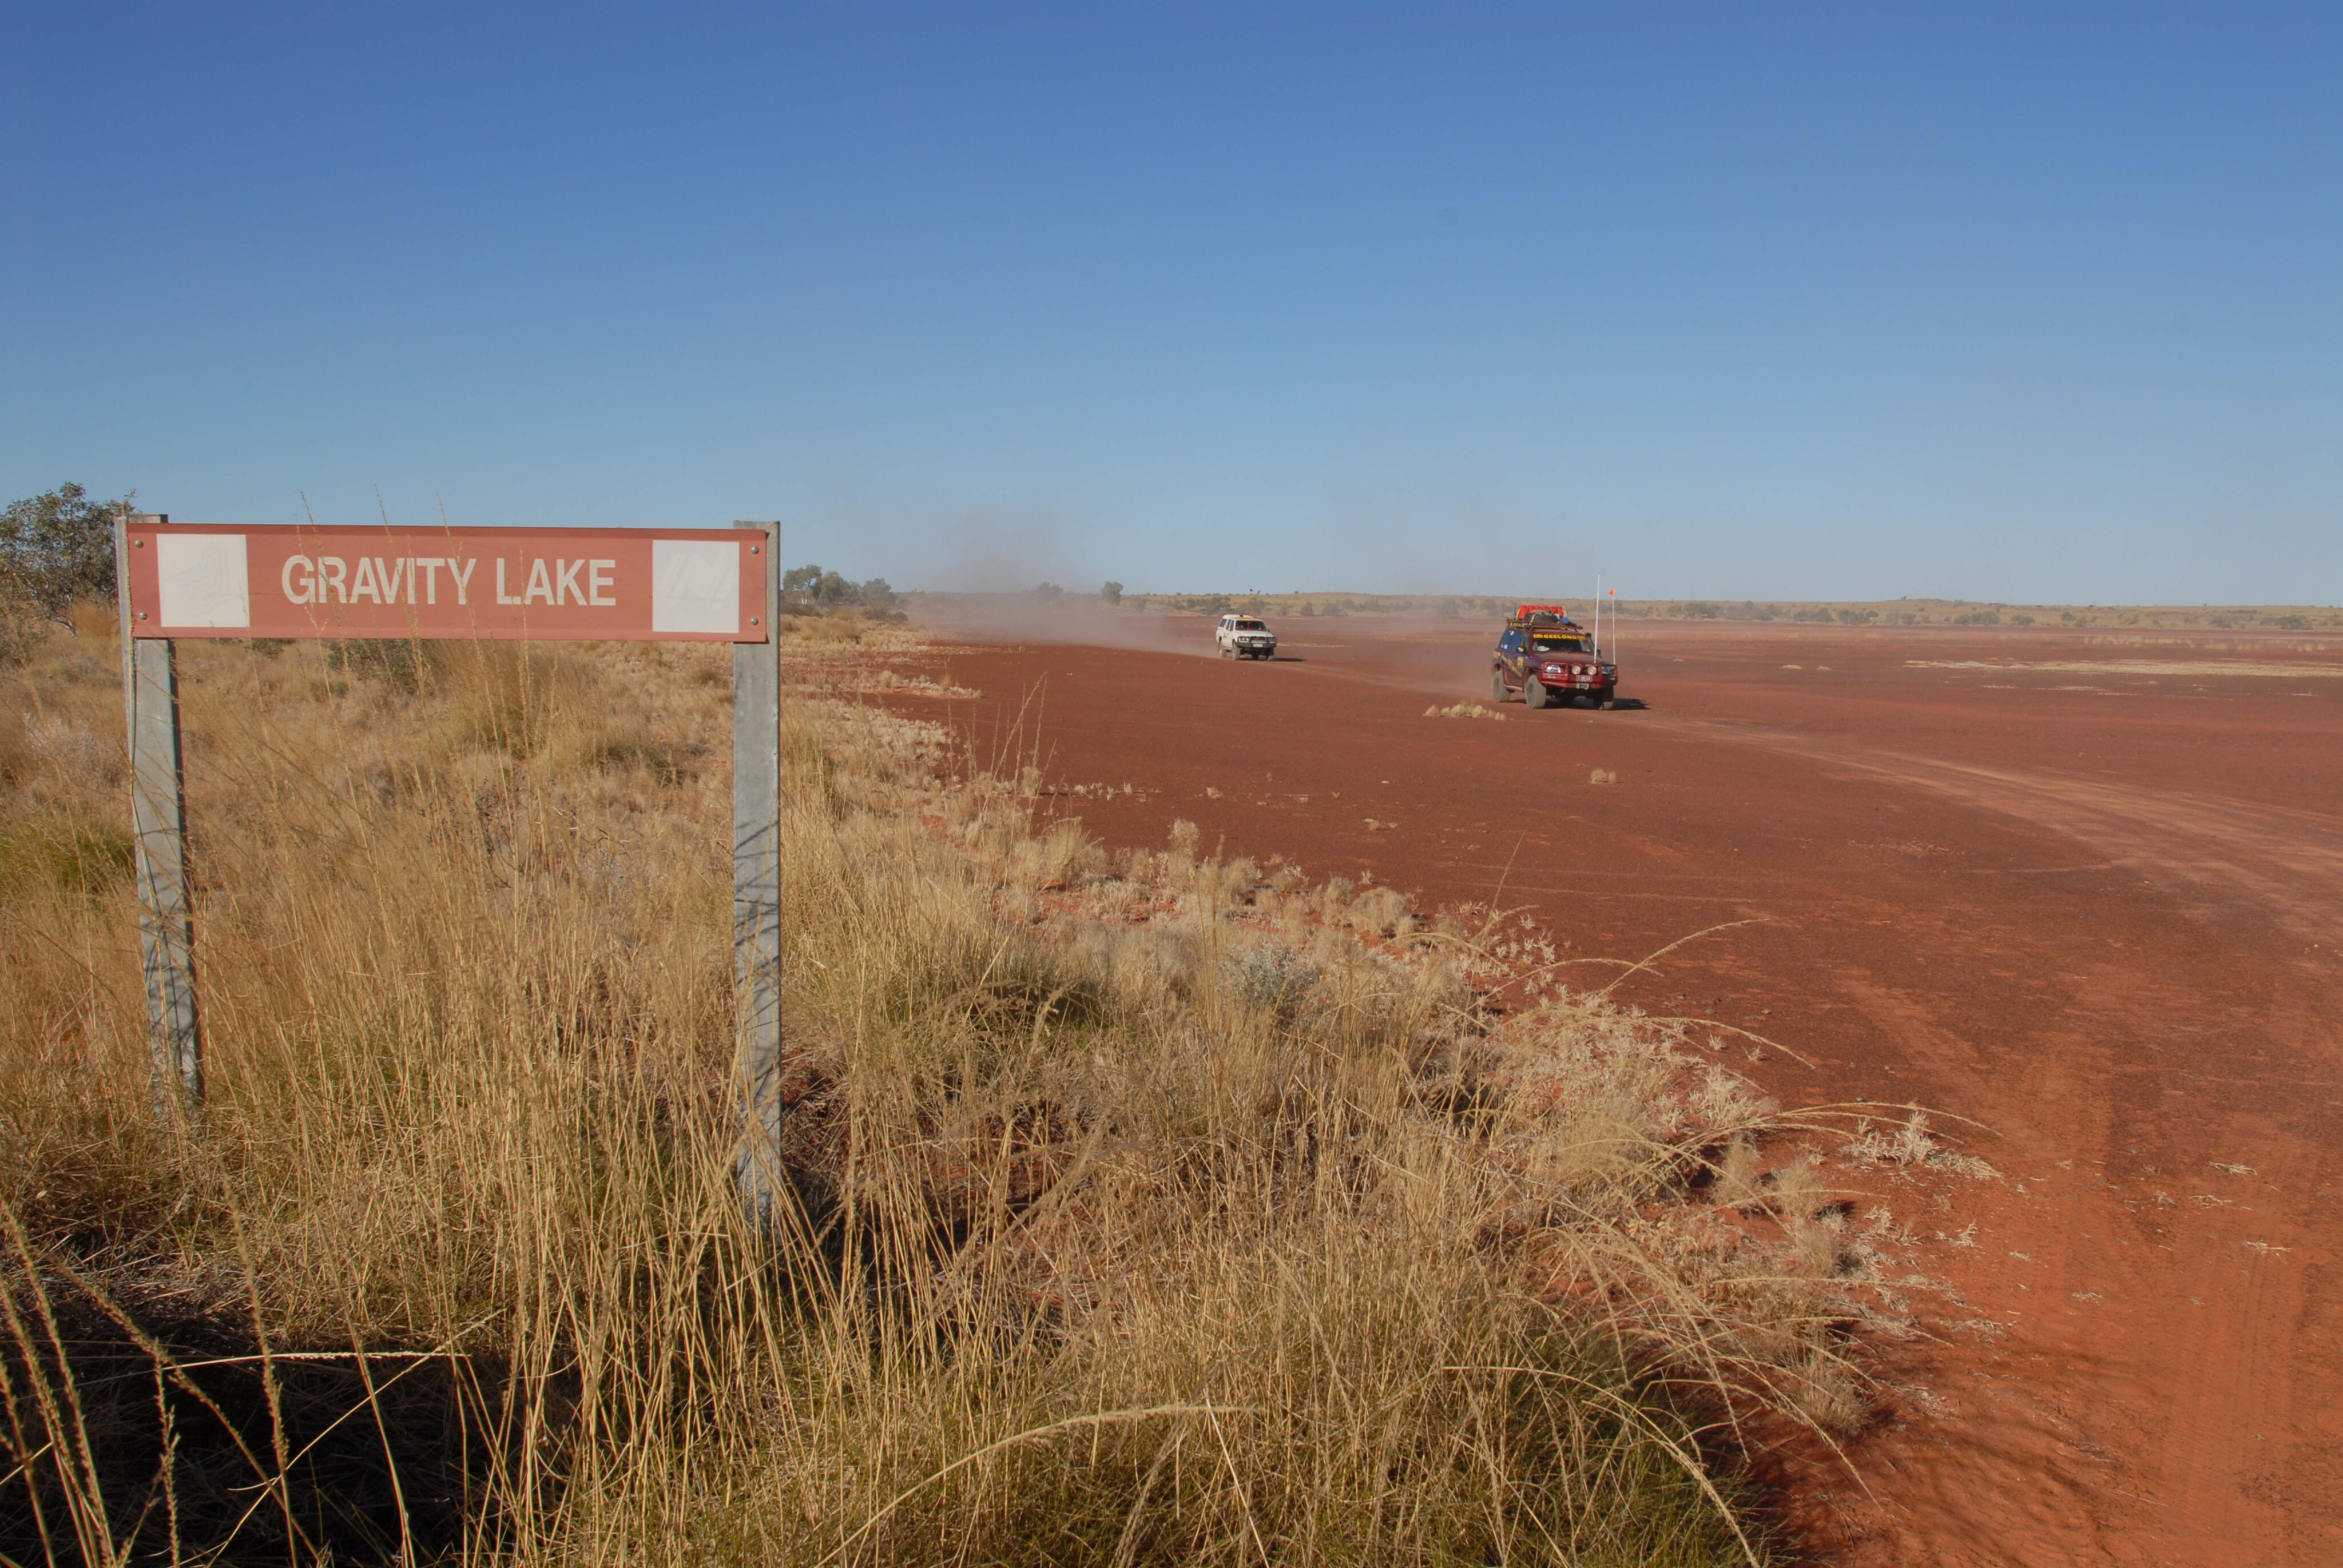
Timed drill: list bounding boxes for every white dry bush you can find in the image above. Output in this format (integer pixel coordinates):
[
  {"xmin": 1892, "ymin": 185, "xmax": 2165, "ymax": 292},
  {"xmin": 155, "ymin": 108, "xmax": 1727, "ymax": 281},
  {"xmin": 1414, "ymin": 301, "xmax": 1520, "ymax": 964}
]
[{"xmin": 1848, "ymin": 1111, "xmax": 1997, "ymax": 1180}]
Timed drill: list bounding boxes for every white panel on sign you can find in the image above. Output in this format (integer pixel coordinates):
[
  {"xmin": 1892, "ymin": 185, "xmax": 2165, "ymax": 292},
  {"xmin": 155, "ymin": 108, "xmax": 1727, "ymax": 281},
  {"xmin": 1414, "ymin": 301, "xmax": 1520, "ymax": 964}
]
[
  {"xmin": 155, "ymin": 534, "xmax": 252, "ymax": 628},
  {"xmin": 652, "ymin": 540, "xmax": 740, "ymax": 634}
]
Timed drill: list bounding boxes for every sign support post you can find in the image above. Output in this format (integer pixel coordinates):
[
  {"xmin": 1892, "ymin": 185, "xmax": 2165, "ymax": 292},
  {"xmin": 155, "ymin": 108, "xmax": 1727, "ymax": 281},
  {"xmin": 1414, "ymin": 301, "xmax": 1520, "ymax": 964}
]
[
  {"xmin": 114, "ymin": 512, "xmax": 204, "ymax": 1119},
  {"xmin": 732, "ymin": 525, "xmax": 786, "ymax": 1224}
]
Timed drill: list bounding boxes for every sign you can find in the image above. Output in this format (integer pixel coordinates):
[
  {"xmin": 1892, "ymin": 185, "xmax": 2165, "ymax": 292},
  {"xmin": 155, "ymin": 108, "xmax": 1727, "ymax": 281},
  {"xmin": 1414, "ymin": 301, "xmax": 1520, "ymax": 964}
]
[
  {"xmin": 114, "ymin": 515, "xmax": 789, "ymax": 1226},
  {"xmin": 121, "ymin": 524, "xmax": 770, "ymax": 642}
]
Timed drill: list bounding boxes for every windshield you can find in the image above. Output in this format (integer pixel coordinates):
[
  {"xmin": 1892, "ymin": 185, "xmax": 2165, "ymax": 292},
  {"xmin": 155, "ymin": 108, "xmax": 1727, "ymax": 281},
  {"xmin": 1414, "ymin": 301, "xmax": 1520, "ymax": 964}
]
[
  {"xmin": 1233, "ymin": 620, "xmax": 1266, "ymax": 631},
  {"xmin": 1530, "ymin": 632, "xmax": 1592, "ymax": 654}
]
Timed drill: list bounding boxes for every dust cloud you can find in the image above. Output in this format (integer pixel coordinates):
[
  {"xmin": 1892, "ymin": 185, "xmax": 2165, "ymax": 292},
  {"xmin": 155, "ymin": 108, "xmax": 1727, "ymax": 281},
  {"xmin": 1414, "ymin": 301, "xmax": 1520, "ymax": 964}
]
[{"xmin": 909, "ymin": 594, "xmax": 1221, "ymax": 658}]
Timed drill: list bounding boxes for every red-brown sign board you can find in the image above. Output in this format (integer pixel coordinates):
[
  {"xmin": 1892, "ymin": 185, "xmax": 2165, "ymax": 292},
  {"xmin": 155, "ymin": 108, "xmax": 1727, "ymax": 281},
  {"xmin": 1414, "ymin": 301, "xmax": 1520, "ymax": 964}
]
[{"xmin": 122, "ymin": 524, "xmax": 771, "ymax": 642}]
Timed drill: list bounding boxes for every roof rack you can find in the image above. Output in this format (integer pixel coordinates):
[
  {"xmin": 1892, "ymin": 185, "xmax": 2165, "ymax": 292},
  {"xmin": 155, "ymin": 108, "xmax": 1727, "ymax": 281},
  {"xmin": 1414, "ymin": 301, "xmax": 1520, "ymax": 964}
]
[{"xmin": 1510, "ymin": 603, "xmax": 1581, "ymax": 627}]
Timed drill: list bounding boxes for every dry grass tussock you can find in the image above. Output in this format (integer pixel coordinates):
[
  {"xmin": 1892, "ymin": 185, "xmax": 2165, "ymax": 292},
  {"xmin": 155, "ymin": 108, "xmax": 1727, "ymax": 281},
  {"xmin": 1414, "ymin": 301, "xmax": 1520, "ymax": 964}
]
[
  {"xmin": 1, "ymin": 618, "xmax": 1933, "ymax": 1565},
  {"xmin": 1424, "ymin": 702, "xmax": 1507, "ymax": 721}
]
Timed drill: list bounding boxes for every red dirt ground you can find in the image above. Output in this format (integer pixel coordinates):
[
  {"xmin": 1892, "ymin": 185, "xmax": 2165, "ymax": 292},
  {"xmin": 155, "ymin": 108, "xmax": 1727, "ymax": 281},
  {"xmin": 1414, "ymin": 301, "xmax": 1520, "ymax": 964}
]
[{"xmin": 892, "ymin": 610, "xmax": 2343, "ymax": 1567}]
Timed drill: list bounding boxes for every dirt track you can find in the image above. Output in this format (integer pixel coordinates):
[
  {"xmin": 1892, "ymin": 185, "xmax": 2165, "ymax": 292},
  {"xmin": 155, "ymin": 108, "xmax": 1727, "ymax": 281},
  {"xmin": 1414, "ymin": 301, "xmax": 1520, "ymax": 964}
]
[{"xmin": 894, "ymin": 611, "xmax": 2343, "ymax": 1566}]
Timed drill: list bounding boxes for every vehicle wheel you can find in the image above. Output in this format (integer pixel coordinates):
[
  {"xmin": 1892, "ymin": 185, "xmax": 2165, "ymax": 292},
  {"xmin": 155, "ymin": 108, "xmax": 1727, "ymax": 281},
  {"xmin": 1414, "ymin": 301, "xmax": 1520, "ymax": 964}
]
[
  {"xmin": 1525, "ymin": 678, "xmax": 1548, "ymax": 709},
  {"xmin": 1492, "ymin": 670, "xmax": 1509, "ymax": 703},
  {"xmin": 1598, "ymin": 693, "xmax": 1617, "ymax": 711}
]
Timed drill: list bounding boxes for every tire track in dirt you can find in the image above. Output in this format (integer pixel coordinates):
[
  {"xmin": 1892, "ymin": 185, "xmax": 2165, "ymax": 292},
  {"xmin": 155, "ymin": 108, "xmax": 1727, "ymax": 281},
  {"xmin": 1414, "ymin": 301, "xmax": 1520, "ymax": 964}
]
[{"xmin": 1643, "ymin": 717, "xmax": 2343, "ymax": 948}]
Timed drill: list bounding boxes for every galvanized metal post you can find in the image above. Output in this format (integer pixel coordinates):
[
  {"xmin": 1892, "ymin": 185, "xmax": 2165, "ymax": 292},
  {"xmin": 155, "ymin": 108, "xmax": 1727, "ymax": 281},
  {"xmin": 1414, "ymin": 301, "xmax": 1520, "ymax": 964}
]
[
  {"xmin": 732, "ymin": 523, "xmax": 785, "ymax": 1222},
  {"xmin": 115, "ymin": 512, "xmax": 203, "ymax": 1117}
]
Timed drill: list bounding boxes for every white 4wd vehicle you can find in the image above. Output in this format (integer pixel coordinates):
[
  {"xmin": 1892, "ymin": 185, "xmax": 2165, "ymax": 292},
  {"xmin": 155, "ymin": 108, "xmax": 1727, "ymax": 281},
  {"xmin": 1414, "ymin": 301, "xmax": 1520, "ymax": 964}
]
[{"xmin": 1216, "ymin": 615, "xmax": 1277, "ymax": 660}]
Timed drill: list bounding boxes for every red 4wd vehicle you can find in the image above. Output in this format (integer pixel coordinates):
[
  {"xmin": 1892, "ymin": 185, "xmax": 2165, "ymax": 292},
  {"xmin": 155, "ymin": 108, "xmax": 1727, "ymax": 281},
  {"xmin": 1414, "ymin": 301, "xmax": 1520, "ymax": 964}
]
[{"xmin": 1491, "ymin": 604, "xmax": 1618, "ymax": 709}]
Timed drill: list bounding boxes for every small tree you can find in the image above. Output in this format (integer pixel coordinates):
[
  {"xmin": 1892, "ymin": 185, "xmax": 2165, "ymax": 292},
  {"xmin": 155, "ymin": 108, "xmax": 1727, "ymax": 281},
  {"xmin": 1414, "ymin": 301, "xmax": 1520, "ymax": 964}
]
[
  {"xmin": 781, "ymin": 562, "xmax": 904, "ymax": 618},
  {"xmin": 783, "ymin": 563, "xmax": 859, "ymax": 604},
  {"xmin": 1099, "ymin": 580, "xmax": 1123, "ymax": 606},
  {"xmin": 2, "ymin": 482, "xmax": 130, "ymax": 659}
]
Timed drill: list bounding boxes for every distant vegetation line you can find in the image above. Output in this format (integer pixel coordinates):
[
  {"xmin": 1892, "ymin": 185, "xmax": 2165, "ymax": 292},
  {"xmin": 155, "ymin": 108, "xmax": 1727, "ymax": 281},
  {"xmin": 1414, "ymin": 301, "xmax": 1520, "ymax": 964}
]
[{"xmin": 907, "ymin": 583, "xmax": 2341, "ymax": 633}]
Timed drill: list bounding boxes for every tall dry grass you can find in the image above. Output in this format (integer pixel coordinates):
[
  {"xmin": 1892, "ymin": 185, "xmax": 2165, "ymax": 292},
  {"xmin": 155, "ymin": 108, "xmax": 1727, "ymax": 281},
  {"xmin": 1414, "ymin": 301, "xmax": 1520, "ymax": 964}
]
[{"xmin": 0, "ymin": 616, "xmax": 1901, "ymax": 1565}]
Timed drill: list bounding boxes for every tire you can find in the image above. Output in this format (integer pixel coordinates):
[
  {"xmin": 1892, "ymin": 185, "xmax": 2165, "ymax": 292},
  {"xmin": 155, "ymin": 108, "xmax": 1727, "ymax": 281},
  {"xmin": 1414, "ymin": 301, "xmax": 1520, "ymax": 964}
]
[
  {"xmin": 1492, "ymin": 668, "xmax": 1511, "ymax": 703},
  {"xmin": 1598, "ymin": 693, "xmax": 1616, "ymax": 711},
  {"xmin": 1525, "ymin": 678, "xmax": 1548, "ymax": 710}
]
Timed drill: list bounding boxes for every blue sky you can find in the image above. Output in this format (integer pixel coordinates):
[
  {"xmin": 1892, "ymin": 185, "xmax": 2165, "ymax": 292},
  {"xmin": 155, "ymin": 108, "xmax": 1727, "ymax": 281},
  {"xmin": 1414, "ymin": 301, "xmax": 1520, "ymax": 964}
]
[{"xmin": 6, "ymin": 3, "xmax": 2338, "ymax": 602}]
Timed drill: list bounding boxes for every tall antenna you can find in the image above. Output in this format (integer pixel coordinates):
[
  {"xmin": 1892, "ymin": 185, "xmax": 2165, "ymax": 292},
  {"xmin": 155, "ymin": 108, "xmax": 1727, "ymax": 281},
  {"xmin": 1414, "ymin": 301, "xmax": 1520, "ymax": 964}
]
[{"xmin": 1593, "ymin": 575, "xmax": 1601, "ymax": 658}]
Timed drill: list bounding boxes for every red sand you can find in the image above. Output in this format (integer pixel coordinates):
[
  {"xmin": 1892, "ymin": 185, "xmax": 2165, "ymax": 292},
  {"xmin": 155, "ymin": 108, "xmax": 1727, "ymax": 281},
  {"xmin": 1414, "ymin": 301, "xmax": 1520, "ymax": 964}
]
[{"xmin": 885, "ymin": 611, "xmax": 2343, "ymax": 1566}]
